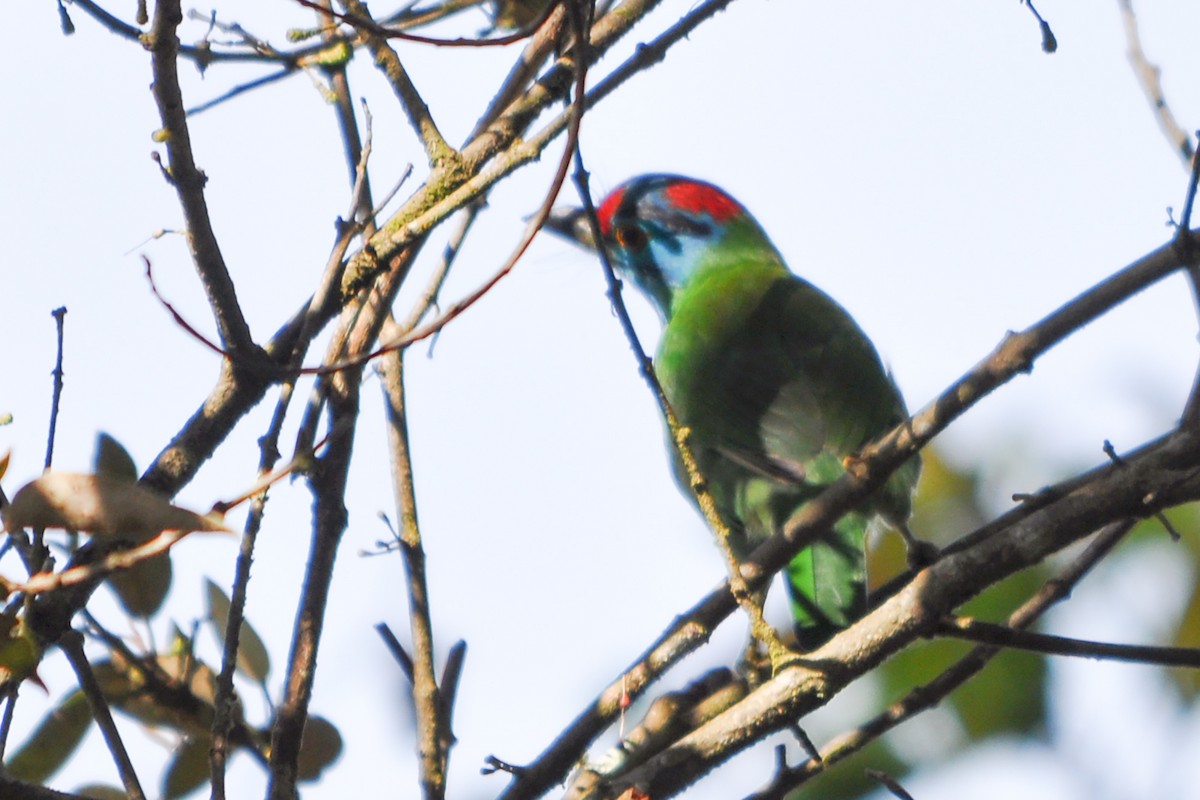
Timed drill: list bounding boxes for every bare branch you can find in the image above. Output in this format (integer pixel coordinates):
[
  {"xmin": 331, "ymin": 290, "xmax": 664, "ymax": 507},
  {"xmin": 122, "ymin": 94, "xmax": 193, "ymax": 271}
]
[
  {"xmin": 147, "ymin": 0, "xmax": 263, "ymax": 360},
  {"xmin": 342, "ymin": 0, "xmax": 456, "ymax": 166},
  {"xmin": 44, "ymin": 308, "xmax": 67, "ymax": 472},
  {"xmin": 1021, "ymin": 0, "xmax": 1057, "ymax": 53},
  {"xmin": 936, "ymin": 616, "xmax": 1200, "ymax": 668},
  {"xmin": 378, "ymin": 339, "xmax": 450, "ymax": 800},
  {"xmin": 1119, "ymin": 0, "xmax": 1194, "ymax": 166},
  {"xmin": 59, "ymin": 631, "xmax": 146, "ymax": 800}
]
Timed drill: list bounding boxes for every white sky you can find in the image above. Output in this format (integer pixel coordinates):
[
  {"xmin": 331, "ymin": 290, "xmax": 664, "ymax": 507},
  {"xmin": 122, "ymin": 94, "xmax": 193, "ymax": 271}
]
[{"xmin": 4, "ymin": 1, "xmax": 1200, "ymax": 799}]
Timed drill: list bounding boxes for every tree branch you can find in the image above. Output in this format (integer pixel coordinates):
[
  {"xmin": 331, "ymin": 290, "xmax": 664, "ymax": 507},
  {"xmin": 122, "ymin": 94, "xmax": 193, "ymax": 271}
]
[
  {"xmin": 935, "ymin": 616, "xmax": 1200, "ymax": 668},
  {"xmin": 60, "ymin": 631, "xmax": 146, "ymax": 800},
  {"xmin": 1119, "ymin": 0, "xmax": 1194, "ymax": 166},
  {"xmin": 147, "ymin": 0, "xmax": 262, "ymax": 360}
]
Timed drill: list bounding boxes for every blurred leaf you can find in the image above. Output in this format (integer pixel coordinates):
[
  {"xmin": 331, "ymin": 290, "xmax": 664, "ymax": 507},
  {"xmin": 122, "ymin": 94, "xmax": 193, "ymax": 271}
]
[
  {"xmin": 296, "ymin": 715, "xmax": 343, "ymax": 781},
  {"xmin": 4, "ymin": 690, "xmax": 92, "ymax": 782},
  {"xmin": 952, "ymin": 647, "xmax": 1045, "ymax": 738},
  {"xmin": 880, "ymin": 566, "xmax": 1048, "ymax": 741},
  {"xmin": 163, "ymin": 736, "xmax": 211, "ymax": 799},
  {"xmin": 0, "ymin": 612, "xmax": 44, "ymax": 688},
  {"xmin": 3, "ymin": 472, "xmax": 230, "ymax": 540},
  {"xmin": 108, "ymin": 553, "xmax": 173, "ymax": 618},
  {"xmin": 910, "ymin": 447, "xmax": 988, "ymax": 542},
  {"xmin": 75, "ymin": 785, "xmax": 129, "ymax": 800},
  {"xmin": 489, "ymin": 0, "xmax": 553, "ymax": 30},
  {"xmin": 205, "ymin": 578, "xmax": 271, "ymax": 684},
  {"xmin": 796, "ymin": 738, "xmax": 909, "ymax": 799},
  {"xmin": 873, "ymin": 447, "xmax": 988, "ymax": 587},
  {"xmin": 298, "ymin": 40, "xmax": 352, "ymax": 68},
  {"xmin": 1155, "ymin": 503, "xmax": 1200, "ymax": 699},
  {"xmin": 880, "ymin": 636, "xmax": 972, "ymax": 702},
  {"xmin": 94, "ymin": 433, "xmax": 137, "ymax": 483},
  {"xmin": 93, "ymin": 652, "xmax": 220, "ymax": 737},
  {"xmin": 954, "ymin": 567, "xmax": 1048, "ymax": 737},
  {"xmin": 1172, "ymin": 574, "xmax": 1200, "ymax": 700}
]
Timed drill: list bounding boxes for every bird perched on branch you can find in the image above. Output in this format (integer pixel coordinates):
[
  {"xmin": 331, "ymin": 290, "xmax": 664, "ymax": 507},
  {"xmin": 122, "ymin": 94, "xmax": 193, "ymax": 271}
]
[{"xmin": 548, "ymin": 174, "xmax": 922, "ymax": 650}]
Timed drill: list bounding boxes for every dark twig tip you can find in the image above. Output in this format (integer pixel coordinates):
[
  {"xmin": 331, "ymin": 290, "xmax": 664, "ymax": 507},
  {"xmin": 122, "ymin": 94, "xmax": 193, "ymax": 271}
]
[
  {"xmin": 482, "ymin": 754, "xmax": 526, "ymax": 776},
  {"xmin": 1039, "ymin": 21, "xmax": 1057, "ymax": 54},
  {"xmin": 866, "ymin": 769, "xmax": 916, "ymax": 800}
]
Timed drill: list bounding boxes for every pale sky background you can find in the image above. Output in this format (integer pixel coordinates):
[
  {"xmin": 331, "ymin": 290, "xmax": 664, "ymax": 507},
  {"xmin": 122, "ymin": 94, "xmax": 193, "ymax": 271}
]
[{"xmin": 4, "ymin": 1, "xmax": 1200, "ymax": 798}]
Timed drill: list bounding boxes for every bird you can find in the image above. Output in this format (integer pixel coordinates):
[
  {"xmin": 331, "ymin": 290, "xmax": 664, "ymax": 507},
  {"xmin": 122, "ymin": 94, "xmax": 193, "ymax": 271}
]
[{"xmin": 547, "ymin": 174, "xmax": 921, "ymax": 650}]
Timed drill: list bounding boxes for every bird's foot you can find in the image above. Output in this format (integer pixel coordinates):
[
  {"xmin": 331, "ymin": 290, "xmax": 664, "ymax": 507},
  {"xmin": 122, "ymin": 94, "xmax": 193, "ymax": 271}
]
[
  {"xmin": 898, "ymin": 524, "xmax": 940, "ymax": 569},
  {"xmin": 739, "ymin": 631, "xmax": 802, "ymax": 685},
  {"xmin": 738, "ymin": 641, "xmax": 772, "ymax": 687}
]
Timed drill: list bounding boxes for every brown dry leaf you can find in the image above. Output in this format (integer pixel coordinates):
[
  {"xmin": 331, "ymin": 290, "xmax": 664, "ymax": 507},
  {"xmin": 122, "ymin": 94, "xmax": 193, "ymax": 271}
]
[{"xmin": 2, "ymin": 472, "xmax": 230, "ymax": 541}]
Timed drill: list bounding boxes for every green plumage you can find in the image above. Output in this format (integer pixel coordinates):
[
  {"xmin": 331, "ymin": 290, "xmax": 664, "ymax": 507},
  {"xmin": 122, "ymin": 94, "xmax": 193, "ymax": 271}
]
[{"xmin": 551, "ymin": 175, "xmax": 919, "ymax": 648}]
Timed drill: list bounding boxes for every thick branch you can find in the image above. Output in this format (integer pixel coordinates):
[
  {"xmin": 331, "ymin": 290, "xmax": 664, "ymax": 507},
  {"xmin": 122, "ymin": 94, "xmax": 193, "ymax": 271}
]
[
  {"xmin": 590, "ymin": 437, "xmax": 1200, "ymax": 799},
  {"xmin": 744, "ymin": 518, "xmax": 1135, "ymax": 800}
]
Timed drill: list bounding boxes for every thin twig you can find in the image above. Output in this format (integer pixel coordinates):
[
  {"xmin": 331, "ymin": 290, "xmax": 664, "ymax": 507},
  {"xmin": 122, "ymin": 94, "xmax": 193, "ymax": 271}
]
[
  {"xmin": 147, "ymin": 0, "xmax": 262, "ymax": 360},
  {"xmin": 294, "ymin": 0, "xmax": 559, "ymax": 47},
  {"xmin": 60, "ymin": 630, "xmax": 146, "ymax": 800},
  {"xmin": 209, "ymin": 490, "xmax": 271, "ymax": 795},
  {"xmin": 866, "ymin": 770, "xmax": 915, "ymax": 800},
  {"xmin": 936, "ymin": 616, "xmax": 1200, "ymax": 668},
  {"xmin": 1173, "ymin": 138, "xmax": 1200, "ymax": 430},
  {"xmin": 266, "ymin": 416, "xmax": 357, "ymax": 800},
  {"xmin": 375, "ymin": 622, "xmax": 416, "ymax": 683},
  {"xmin": 379, "ymin": 340, "xmax": 451, "ymax": 800},
  {"xmin": 70, "ymin": 0, "xmax": 338, "ymax": 66},
  {"xmin": 1119, "ymin": 0, "xmax": 1193, "ymax": 166},
  {"xmin": 1021, "ymin": 0, "xmax": 1057, "ymax": 53},
  {"xmin": 0, "ymin": 685, "xmax": 18, "ymax": 762},
  {"xmin": 342, "ymin": 0, "xmax": 456, "ymax": 167},
  {"xmin": 569, "ymin": 155, "xmax": 784, "ymax": 654},
  {"xmin": 265, "ymin": 10, "xmax": 382, "ymax": 786},
  {"xmin": 7, "ymin": 529, "xmax": 189, "ymax": 597},
  {"xmin": 44, "ymin": 307, "xmax": 67, "ymax": 472}
]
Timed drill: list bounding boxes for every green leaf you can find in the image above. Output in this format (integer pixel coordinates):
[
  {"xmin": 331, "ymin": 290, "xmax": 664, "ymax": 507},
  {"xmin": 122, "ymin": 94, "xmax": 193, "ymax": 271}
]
[
  {"xmin": 205, "ymin": 578, "xmax": 271, "ymax": 684},
  {"xmin": 163, "ymin": 736, "xmax": 212, "ymax": 799},
  {"xmin": 5, "ymin": 690, "xmax": 93, "ymax": 783},
  {"xmin": 952, "ymin": 647, "xmax": 1046, "ymax": 738},
  {"xmin": 94, "ymin": 433, "xmax": 138, "ymax": 483},
  {"xmin": 796, "ymin": 738, "xmax": 909, "ymax": 799}
]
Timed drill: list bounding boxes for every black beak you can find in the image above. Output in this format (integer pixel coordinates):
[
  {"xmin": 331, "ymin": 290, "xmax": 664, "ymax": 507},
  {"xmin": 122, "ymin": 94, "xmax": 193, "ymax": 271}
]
[{"xmin": 543, "ymin": 204, "xmax": 601, "ymax": 252}]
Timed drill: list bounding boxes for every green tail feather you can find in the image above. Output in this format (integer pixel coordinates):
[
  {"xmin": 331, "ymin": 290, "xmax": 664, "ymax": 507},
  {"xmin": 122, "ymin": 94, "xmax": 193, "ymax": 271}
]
[{"xmin": 783, "ymin": 513, "xmax": 868, "ymax": 649}]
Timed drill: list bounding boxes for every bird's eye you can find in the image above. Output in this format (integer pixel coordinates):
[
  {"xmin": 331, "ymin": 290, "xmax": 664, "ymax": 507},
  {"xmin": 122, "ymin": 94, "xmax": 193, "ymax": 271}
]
[{"xmin": 614, "ymin": 224, "xmax": 648, "ymax": 252}]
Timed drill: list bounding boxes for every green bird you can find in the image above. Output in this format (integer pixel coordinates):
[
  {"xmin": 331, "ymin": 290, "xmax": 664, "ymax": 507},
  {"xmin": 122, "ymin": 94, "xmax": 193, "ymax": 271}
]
[{"xmin": 549, "ymin": 174, "xmax": 921, "ymax": 649}]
